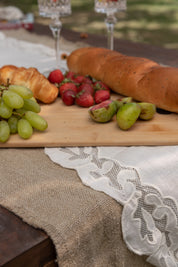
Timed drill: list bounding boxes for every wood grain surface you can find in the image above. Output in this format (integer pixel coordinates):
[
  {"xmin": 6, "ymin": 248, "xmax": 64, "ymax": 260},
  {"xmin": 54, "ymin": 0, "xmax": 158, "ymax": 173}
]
[
  {"xmin": 0, "ymin": 205, "xmax": 57, "ymax": 267},
  {"xmin": 1, "ymin": 96, "xmax": 178, "ymax": 147}
]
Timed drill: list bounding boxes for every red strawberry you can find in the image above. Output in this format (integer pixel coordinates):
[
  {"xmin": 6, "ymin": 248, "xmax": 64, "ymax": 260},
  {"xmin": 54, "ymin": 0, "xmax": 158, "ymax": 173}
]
[
  {"xmin": 93, "ymin": 81, "xmax": 110, "ymax": 92},
  {"xmin": 74, "ymin": 75, "xmax": 86, "ymax": 84},
  {"xmin": 77, "ymin": 83, "xmax": 94, "ymax": 95},
  {"xmin": 76, "ymin": 91, "xmax": 94, "ymax": 107},
  {"xmin": 59, "ymin": 82, "xmax": 78, "ymax": 96},
  {"xmin": 94, "ymin": 90, "xmax": 110, "ymax": 104},
  {"xmin": 62, "ymin": 89, "xmax": 76, "ymax": 106},
  {"xmin": 48, "ymin": 69, "xmax": 64, "ymax": 84},
  {"xmin": 65, "ymin": 71, "xmax": 76, "ymax": 81},
  {"xmin": 83, "ymin": 76, "xmax": 93, "ymax": 85}
]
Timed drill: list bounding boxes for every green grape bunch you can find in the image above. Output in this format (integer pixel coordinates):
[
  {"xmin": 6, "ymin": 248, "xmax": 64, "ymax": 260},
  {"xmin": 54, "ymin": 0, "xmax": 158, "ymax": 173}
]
[{"xmin": 0, "ymin": 82, "xmax": 48, "ymax": 143}]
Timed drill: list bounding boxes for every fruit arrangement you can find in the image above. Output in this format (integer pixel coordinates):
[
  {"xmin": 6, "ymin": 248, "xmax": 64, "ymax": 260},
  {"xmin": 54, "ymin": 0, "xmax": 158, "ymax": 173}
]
[
  {"xmin": 48, "ymin": 69, "xmax": 156, "ymax": 130},
  {"xmin": 0, "ymin": 82, "xmax": 48, "ymax": 143},
  {"xmin": 89, "ymin": 99, "xmax": 156, "ymax": 130},
  {"xmin": 48, "ymin": 69, "xmax": 112, "ymax": 107}
]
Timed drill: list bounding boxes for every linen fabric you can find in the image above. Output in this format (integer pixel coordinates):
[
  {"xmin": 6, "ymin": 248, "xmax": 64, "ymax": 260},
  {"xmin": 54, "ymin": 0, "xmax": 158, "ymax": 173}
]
[
  {"xmin": 45, "ymin": 146, "xmax": 178, "ymax": 267},
  {"xmin": 0, "ymin": 31, "xmax": 67, "ymax": 74}
]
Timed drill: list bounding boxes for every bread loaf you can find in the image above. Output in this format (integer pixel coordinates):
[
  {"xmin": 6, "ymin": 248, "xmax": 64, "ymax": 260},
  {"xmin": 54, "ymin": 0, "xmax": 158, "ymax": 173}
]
[
  {"xmin": 67, "ymin": 47, "xmax": 178, "ymax": 113},
  {"xmin": 0, "ymin": 65, "xmax": 58, "ymax": 104}
]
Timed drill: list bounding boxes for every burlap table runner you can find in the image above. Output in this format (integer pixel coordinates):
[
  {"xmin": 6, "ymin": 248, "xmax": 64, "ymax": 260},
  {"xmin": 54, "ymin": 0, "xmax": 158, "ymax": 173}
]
[{"xmin": 0, "ymin": 148, "xmax": 153, "ymax": 267}]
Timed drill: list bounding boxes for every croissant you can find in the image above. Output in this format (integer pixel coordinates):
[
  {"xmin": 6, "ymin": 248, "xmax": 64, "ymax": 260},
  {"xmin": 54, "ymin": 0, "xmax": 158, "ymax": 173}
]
[
  {"xmin": 67, "ymin": 47, "xmax": 178, "ymax": 113},
  {"xmin": 0, "ymin": 65, "xmax": 58, "ymax": 104}
]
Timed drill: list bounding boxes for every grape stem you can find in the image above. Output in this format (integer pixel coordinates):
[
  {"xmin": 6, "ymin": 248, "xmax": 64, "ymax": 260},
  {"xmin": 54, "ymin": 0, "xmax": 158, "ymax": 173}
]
[
  {"xmin": 0, "ymin": 79, "xmax": 12, "ymax": 96},
  {"xmin": 12, "ymin": 111, "xmax": 25, "ymax": 118},
  {"xmin": 0, "ymin": 86, "xmax": 9, "ymax": 95},
  {"xmin": 0, "ymin": 79, "xmax": 11, "ymax": 89}
]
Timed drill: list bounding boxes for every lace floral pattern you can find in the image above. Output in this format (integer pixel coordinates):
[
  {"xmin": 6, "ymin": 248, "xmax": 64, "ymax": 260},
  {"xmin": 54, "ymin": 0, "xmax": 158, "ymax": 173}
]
[{"xmin": 45, "ymin": 147, "xmax": 178, "ymax": 267}]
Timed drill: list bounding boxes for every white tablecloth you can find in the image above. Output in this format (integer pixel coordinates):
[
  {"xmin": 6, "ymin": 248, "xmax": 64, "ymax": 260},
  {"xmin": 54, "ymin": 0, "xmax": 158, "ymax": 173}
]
[
  {"xmin": 0, "ymin": 31, "xmax": 67, "ymax": 74},
  {"xmin": 0, "ymin": 31, "xmax": 178, "ymax": 267}
]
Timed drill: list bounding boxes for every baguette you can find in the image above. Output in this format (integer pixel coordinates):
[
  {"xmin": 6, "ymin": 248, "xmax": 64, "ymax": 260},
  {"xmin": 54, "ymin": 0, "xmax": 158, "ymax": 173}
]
[
  {"xmin": 67, "ymin": 47, "xmax": 178, "ymax": 113},
  {"xmin": 0, "ymin": 65, "xmax": 58, "ymax": 104}
]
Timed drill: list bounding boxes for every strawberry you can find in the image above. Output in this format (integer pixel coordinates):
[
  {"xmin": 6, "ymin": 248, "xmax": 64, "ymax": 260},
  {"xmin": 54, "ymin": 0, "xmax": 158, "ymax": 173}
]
[
  {"xmin": 74, "ymin": 75, "xmax": 86, "ymax": 84},
  {"xmin": 73, "ymin": 75, "xmax": 92, "ymax": 85},
  {"xmin": 48, "ymin": 69, "xmax": 64, "ymax": 84},
  {"xmin": 62, "ymin": 89, "xmax": 76, "ymax": 106},
  {"xmin": 93, "ymin": 81, "xmax": 110, "ymax": 92},
  {"xmin": 83, "ymin": 76, "xmax": 93, "ymax": 85},
  {"xmin": 77, "ymin": 83, "xmax": 94, "ymax": 95},
  {"xmin": 59, "ymin": 82, "xmax": 78, "ymax": 96},
  {"xmin": 65, "ymin": 71, "xmax": 76, "ymax": 81},
  {"xmin": 76, "ymin": 91, "xmax": 94, "ymax": 107},
  {"xmin": 94, "ymin": 90, "xmax": 110, "ymax": 104}
]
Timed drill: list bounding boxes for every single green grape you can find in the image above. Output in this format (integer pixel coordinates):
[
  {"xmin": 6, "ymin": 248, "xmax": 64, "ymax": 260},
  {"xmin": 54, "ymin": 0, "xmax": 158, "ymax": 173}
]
[
  {"xmin": 14, "ymin": 108, "xmax": 26, "ymax": 116},
  {"xmin": 8, "ymin": 115, "xmax": 18, "ymax": 134},
  {"xmin": 23, "ymin": 98, "xmax": 41, "ymax": 113},
  {"xmin": 30, "ymin": 96, "xmax": 37, "ymax": 102},
  {"xmin": 17, "ymin": 118, "xmax": 33, "ymax": 139},
  {"xmin": 8, "ymin": 85, "xmax": 33, "ymax": 99},
  {"xmin": 0, "ymin": 120, "xmax": 10, "ymax": 142},
  {"xmin": 2, "ymin": 90, "xmax": 24, "ymax": 109},
  {"xmin": 25, "ymin": 111, "xmax": 48, "ymax": 131},
  {"xmin": 0, "ymin": 99, "xmax": 12, "ymax": 119}
]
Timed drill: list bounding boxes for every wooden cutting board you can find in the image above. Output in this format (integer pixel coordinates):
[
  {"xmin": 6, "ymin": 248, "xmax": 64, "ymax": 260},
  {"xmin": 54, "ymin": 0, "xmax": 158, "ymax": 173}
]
[{"xmin": 1, "ymin": 96, "xmax": 178, "ymax": 147}]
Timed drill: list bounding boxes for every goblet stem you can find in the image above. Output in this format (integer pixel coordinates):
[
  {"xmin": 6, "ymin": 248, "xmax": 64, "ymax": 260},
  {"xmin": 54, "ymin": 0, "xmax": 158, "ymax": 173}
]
[
  {"xmin": 105, "ymin": 13, "xmax": 117, "ymax": 50},
  {"xmin": 49, "ymin": 15, "xmax": 62, "ymax": 69}
]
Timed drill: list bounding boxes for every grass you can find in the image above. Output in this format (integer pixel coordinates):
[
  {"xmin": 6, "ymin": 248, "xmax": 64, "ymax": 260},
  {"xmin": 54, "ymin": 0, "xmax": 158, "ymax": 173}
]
[{"xmin": 0, "ymin": 0, "xmax": 178, "ymax": 49}]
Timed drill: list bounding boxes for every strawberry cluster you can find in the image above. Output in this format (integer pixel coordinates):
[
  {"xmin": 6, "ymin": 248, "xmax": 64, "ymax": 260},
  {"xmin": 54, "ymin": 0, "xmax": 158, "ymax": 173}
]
[{"xmin": 48, "ymin": 69, "xmax": 111, "ymax": 108}]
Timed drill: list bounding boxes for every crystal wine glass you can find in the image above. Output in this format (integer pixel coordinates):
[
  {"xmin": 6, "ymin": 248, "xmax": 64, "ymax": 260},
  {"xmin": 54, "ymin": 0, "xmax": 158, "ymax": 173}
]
[
  {"xmin": 94, "ymin": 0, "xmax": 127, "ymax": 50},
  {"xmin": 37, "ymin": 0, "xmax": 71, "ymax": 71}
]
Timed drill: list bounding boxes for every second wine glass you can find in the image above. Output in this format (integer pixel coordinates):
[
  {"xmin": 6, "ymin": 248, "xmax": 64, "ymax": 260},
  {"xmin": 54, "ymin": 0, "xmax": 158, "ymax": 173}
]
[
  {"xmin": 94, "ymin": 0, "xmax": 127, "ymax": 50},
  {"xmin": 38, "ymin": 0, "xmax": 71, "ymax": 70}
]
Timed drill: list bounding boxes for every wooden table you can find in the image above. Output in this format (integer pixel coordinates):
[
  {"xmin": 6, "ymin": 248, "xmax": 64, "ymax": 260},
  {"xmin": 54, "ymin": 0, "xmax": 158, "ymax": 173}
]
[
  {"xmin": 0, "ymin": 206, "xmax": 57, "ymax": 267},
  {"xmin": 0, "ymin": 24, "xmax": 178, "ymax": 267}
]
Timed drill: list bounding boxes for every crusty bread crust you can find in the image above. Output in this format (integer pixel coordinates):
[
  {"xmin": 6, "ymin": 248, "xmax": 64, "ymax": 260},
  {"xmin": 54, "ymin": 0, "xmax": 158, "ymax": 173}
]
[
  {"xmin": 0, "ymin": 65, "xmax": 58, "ymax": 104},
  {"xmin": 67, "ymin": 47, "xmax": 178, "ymax": 112}
]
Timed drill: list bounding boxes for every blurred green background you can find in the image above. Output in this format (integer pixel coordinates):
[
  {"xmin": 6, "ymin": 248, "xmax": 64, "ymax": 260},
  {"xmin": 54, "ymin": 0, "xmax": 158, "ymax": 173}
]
[{"xmin": 0, "ymin": 0, "xmax": 178, "ymax": 49}]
